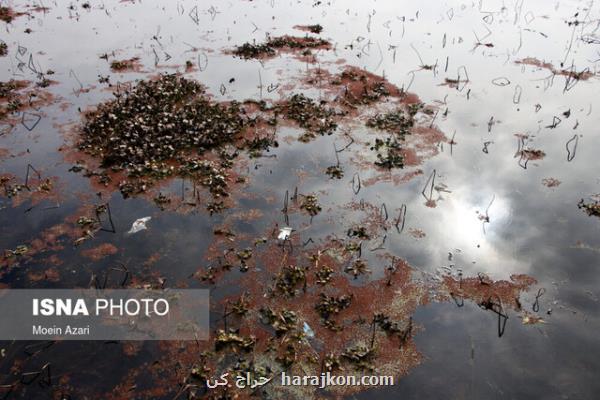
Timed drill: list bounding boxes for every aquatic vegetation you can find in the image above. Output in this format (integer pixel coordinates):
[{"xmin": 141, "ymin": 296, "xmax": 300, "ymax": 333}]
[
  {"xmin": 441, "ymin": 274, "xmax": 536, "ymax": 311},
  {"xmin": 273, "ymin": 264, "xmax": 306, "ymax": 297},
  {"xmin": 236, "ymin": 247, "xmax": 253, "ymax": 272},
  {"xmin": 315, "ymin": 293, "xmax": 352, "ymax": 330},
  {"xmin": 347, "ymin": 226, "xmax": 370, "ymax": 239},
  {"xmin": 4, "ymin": 244, "xmax": 28, "ymax": 258},
  {"xmin": 280, "ymin": 93, "xmax": 338, "ymax": 141},
  {"xmin": 78, "ymin": 74, "xmax": 250, "ymax": 199},
  {"xmin": 232, "ymin": 41, "xmax": 276, "ymax": 59},
  {"xmin": 371, "ymin": 137, "xmax": 405, "ymax": 169},
  {"xmin": 366, "ymin": 105, "xmax": 421, "ymax": 137},
  {"xmin": 315, "ymin": 265, "xmax": 334, "ymax": 285},
  {"xmin": 519, "ymin": 149, "xmax": 546, "ymax": 161},
  {"xmin": 215, "ymin": 329, "xmax": 256, "ymax": 352},
  {"xmin": 80, "ymin": 74, "xmax": 244, "ymax": 167},
  {"xmin": 325, "ymin": 164, "xmax": 344, "ymax": 179},
  {"xmin": 1, "ymin": 2, "xmax": 579, "ymax": 399},
  {"xmin": 365, "ymin": 105, "xmax": 423, "ymax": 170},
  {"xmin": 230, "ymin": 294, "xmax": 251, "ymax": 317},
  {"xmin": 245, "ymin": 135, "xmax": 279, "ymax": 158},
  {"xmin": 578, "ymin": 199, "xmax": 600, "ymax": 217},
  {"xmin": 80, "ymin": 243, "xmax": 118, "ymax": 261},
  {"xmin": 295, "ymin": 24, "xmax": 324, "ymax": 34},
  {"xmin": 0, "ymin": 80, "xmax": 26, "ymax": 118},
  {"xmin": 305, "ymin": 24, "xmax": 323, "ymax": 34},
  {"xmin": 0, "ymin": 173, "xmax": 59, "ymax": 208},
  {"xmin": 233, "ymin": 35, "xmax": 331, "ymax": 59},
  {"xmin": 0, "ymin": 7, "xmax": 14, "ymax": 23},
  {"xmin": 516, "ymin": 57, "xmax": 596, "ymax": 81},
  {"xmin": 342, "ymin": 345, "xmax": 375, "ymax": 371},
  {"xmin": 300, "ymin": 194, "xmax": 322, "ymax": 216},
  {"xmin": 259, "ymin": 307, "xmax": 298, "ymax": 336},
  {"xmin": 374, "ymin": 313, "xmax": 412, "ymax": 344},
  {"xmin": 542, "ymin": 177, "xmax": 561, "ymax": 188},
  {"xmin": 345, "ymin": 258, "xmax": 371, "ymax": 279},
  {"xmin": 153, "ymin": 192, "xmax": 171, "ymax": 210},
  {"xmin": 336, "ymin": 68, "xmax": 396, "ymax": 105},
  {"xmin": 109, "ymin": 57, "xmax": 141, "ymax": 72}
]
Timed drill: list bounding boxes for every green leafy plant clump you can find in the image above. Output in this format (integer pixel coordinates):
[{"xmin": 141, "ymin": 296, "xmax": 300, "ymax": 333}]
[
  {"xmin": 79, "ymin": 74, "xmax": 247, "ymax": 173},
  {"xmin": 366, "ymin": 104, "xmax": 423, "ymax": 170},
  {"xmin": 282, "ymin": 93, "xmax": 338, "ymax": 141},
  {"xmin": 233, "ymin": 35, "xmax": 331, "ymax": 59}
]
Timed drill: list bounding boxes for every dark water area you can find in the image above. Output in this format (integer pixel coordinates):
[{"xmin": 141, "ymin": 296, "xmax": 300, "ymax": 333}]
[{"xmin": 1, "ymin": 0, "xmax": 599, "ymax": 399}]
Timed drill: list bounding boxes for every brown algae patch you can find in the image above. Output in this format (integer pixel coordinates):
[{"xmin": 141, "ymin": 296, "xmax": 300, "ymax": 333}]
[
  {"xmin": 542, "ymin": 178, "xmax": 561, "ymax": 188},
  {"xmin": 441, "ymin": 274, "xmax": 536, "ymax": 311},
  {"xmin": 518, "ymin": 149, "xmax": 546, "ymax": 161},
  {"xmin": 93, "ymin": 229, "xmax": 537, "ymax": 400},
  {"xmin": 81, "ymin": 243, "xmax": 119, "ymax": 261},
  {"xmin": 0, "ymin": 5, "xmax": 46, "ymax": 23},
  {"xmin": 516, "ymin": 57, "xmax": 596, "ymax": 81},
  {"xmin": 0, "ymin": 173, "xmax": 62, "ymax": 208},
  {"xmin": 0, "ymin": 6, "xmax": 18, "ymax": 23},
  {"xmin": 109, "ymin": 57, "xmax": 143, "ymax": 72},
  {"xmin": 0, "ymin": 79, "xmax": 57, "ymax": 127},
  {"xmin": 0, "ymin": 80, "xmax": 30, "ymax": 120},
  {"xmin": 293, "ymin": 24, "xmax": 324, "ymax": 34},
  {"xmin": 27, "ymin": 267, "xmax": 60, "ymax": 283}
]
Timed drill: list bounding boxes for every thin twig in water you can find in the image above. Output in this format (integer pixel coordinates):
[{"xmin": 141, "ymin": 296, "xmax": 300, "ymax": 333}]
[
  {"xmin": 351, "ymin": 173, "xmax": 361, "ymax": 195},
  {"xmin": 421, "ymin": 170, "xmax": 436, "ymax": 202},
  {"xmin": 566, "ymin": 134, "xmax": 578, "ymax": 162},
  {"xmin": 394, "ymin": 204, "xmax": 407, "ymax": 234}
]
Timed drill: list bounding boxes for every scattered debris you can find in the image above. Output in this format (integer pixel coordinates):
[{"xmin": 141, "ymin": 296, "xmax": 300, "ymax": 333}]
[
  {"xmin": 277, "ymin": 227, "xmax": 293, "ymax": 240},
  {"xmin": 127, "ymin": 217, "xmax": 151, "ymax": 235},
  {"xmin": 520, "ymin": 312, "xmax": 545, "ymax": 325}
]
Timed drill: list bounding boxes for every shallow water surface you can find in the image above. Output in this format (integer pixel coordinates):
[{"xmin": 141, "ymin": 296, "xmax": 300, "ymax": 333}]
[{"xmin": 1, "ymin": 0, "xmax": 599, "ymax": 399}]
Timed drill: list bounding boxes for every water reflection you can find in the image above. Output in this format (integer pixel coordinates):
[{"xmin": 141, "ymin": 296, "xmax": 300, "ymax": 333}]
[{"xmin": 1, "ymin": 0, "xmax": 599, "ymax": 399}]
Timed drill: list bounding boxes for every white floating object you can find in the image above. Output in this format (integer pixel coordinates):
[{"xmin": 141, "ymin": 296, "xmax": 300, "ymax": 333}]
[
  {"xmin": 127, "ymin": 217, "xmax": 151, "ymax": 235},
  {"xmin": 278, "ymin": 227, "xmax": 293, "ymax": 240},
  {"xmin": 303, "ymin": 322, "xmax": 315, "ymax": 339}
]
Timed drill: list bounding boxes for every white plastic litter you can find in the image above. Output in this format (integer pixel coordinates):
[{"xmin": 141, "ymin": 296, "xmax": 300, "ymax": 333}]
[
  {"xmin": 303, "ymin": 322, "xmax": 315, "ymax": 339},
  {"xmin": 278, "ymin": 227, "xmax": 293, "ymax": 240},
  {"xmin": 127, "ymin": 217, "xmax": 151, "ymax": 235}
]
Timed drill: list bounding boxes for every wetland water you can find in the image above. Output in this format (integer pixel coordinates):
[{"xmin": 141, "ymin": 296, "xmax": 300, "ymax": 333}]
[{"xmin": 1, "ymin": 0, "xmax": 599, "ymax": 399}]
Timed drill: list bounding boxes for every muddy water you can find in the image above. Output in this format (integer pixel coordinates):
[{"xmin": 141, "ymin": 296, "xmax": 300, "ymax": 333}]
[{"xmin": 1, "ymin": 0, "xmax": 600, "ymax": 399}]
